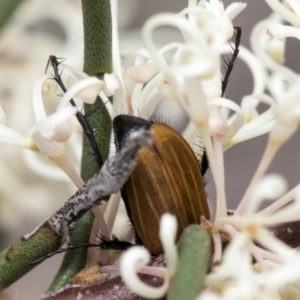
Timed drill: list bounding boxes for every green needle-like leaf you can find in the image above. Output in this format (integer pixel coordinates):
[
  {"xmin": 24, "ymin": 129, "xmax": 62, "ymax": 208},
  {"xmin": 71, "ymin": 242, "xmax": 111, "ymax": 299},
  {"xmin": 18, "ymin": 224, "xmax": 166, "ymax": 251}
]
[
  {"xmin": 47, "ymin": 0, "xmax": 112, "ymax": 292},
  {"xmin": 0, "ymin": 226, "xmax": 61, "ymax": 291},
  {"xmin": 167, "ymin": 225, "xmax": 211, "ymax": 300}
]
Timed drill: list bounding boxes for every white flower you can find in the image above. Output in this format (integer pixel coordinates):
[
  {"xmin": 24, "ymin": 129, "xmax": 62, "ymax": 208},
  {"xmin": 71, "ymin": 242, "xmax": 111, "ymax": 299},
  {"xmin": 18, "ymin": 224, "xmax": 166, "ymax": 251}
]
[
  {"xmin": 265, "ymin": 0, "xmax": 300, "ymax": 28},
  {"xmin": 4, "ymin": 0, "xmax": 300, "ymax": 299},
  {"xmin": 0, "ymin": 75, "xmax": 84, "ymax": 188},
  {"xmin": 207, "ymin": 175, "xmax": 300, "ymax": 299},
  {"xmin": 120, "ymin": 213, "xmax": 177, "ymax": 299}
]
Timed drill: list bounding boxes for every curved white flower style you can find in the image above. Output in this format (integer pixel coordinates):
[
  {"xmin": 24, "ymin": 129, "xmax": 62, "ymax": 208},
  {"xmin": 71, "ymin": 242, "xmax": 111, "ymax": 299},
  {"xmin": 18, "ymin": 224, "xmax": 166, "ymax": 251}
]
[
  {"xmin": 4, "ymin": 0, "xmax": 300, "ymax": 298},
  {"xmin": 265, "ymin": 0, "xmax": 300, "ymax": 28},
  {"xmin": 0, "ymin": 54, "xmax": 114, "ymax": 188},
  {"xmin": 235, "ymin": 7, "xmax": 300, "ymax": 215},
  {"xmin": 120, "ymin": 213, "xmax": 177, "ymax": 299},
  {"xmin": 113, "ymin": 1, "xmax": 300, "ymax": 298},
  {"xmin": 250, "ymin": 15, "xmax": 297, "ymax": 83},
  {"xmin": 185, "ymin": 0, "xmax": 247, "ymax": 39},
  {"xmin": 139, "ymin": 1, "xmax": 248, "ymax": 220},
  {"xmin": 207, "ymin": 175, "xmax": 300, "ymax": 299},
  {"xmin": 0, "ymin": 95, "xmax": 83, "ymax": 187}
]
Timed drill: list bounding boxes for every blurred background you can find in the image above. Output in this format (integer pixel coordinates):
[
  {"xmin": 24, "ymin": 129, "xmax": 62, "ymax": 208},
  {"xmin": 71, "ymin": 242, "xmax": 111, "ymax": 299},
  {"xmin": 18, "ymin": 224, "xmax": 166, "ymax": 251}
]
[{"xmin": 0, "ymin": 0, "xmax": 299, "ymax": 299}]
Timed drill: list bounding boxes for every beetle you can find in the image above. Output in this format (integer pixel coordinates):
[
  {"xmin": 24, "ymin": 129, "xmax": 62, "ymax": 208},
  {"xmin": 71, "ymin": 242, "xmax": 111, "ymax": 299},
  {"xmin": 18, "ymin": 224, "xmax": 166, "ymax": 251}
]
[
  {"xmin": 113, "ymin": 114, "xmax": 210, "ymax": 255},
  {"xmin": 35, "ymin": 25, "xmax": 241, "ymax": 260},
  {"xmin": 31, "ymin": 113, "xmax": 210, "ymax": 264},
  {"xmin": 110, "ymin": 28, "xmax": 242, "ymax": 254}
]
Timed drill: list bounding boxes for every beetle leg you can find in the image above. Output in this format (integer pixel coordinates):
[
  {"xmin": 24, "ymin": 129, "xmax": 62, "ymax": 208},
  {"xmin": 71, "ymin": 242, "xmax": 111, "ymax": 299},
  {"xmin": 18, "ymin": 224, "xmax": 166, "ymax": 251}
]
[
  {"xmin": 47, "ymin": 55, "xmax": 104, "ymax": 168},
  {"xmin": 98, "ymin": 234, "xmax": 134, "ymax": 251},
  {"xmin": 201, "ymin": 151, "xmax": 209, "ymax": 176},
  {"xmin": 30, "ymin": 235, "xmax": 135, "ymax": 265},
  {"xmin": 221, "ymin": 27, "xmax": 242, "ymax": 97}
]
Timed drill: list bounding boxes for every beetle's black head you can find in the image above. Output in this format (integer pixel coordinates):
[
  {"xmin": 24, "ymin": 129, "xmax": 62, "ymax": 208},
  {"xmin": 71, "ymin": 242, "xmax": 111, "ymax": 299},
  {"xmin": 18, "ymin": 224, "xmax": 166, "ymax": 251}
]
[{"xmin": 113, "ymin": 115, "xmax": 153, "ymax": 151}]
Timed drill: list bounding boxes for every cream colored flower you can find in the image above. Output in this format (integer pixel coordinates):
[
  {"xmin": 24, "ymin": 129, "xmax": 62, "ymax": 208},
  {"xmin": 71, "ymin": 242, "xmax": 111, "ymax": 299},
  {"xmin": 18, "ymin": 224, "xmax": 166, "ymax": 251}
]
[{"xmin": 120, "ymin": 213, "xmax": 177, "ymax": 299}]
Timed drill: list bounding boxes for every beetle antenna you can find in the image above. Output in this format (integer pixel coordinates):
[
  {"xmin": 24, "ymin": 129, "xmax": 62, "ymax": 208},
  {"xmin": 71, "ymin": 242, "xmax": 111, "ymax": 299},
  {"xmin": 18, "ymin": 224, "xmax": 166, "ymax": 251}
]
[
  {"xmin": 221, "ymin": 27, "xmax": 242, "ymax": 96},
  {"xmin": 30, "ymin": 234, "xmax": 134, "ymax": 265},
  {"xmin": 30, "ymin": 242, "xmax": 103, "ymax": 265},
  {"xmin": 46, "ymin": 55, "xmax": 103, "ymax": 169}
]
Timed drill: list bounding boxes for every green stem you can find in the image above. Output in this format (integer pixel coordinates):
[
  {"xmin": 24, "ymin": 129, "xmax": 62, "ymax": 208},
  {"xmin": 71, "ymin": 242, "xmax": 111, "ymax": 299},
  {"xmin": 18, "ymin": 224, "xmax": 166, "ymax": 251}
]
[
  {"xmin": 0, "ymin": 0, "xmax": 113, "ymax": 292},
  {"xmin": 82, "ymin": 0, "xmax": 112, "ymax": 78},
  {"xmin": 0, "ymin": 225, "xmax": 61, "ymax": 290},
  {"xmin": 46, "ymin": 212, "xmax": 94, "ymax": 292},
  {"xmin": 47, "ymin": 0, "xmax": 112, "ymax": 292}
]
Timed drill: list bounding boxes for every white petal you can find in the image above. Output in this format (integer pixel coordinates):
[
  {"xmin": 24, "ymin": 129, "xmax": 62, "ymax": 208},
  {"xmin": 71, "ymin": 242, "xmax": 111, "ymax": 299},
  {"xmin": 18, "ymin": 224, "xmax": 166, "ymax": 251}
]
[
  {"xmin": 267, "ymin": 38, "xmax": 285, "ymax": 63},
  {"xmin": 183, "ymin": 77, "xmax": 208, "ymax": 126},
  {"xmin": 250, "ymin": 20, "xmax": 297, "ymax": 83},
  {"xmin": 103, "ymin": 73, "xmax": 120, "ymax": 97},
  {"xmin": 208, "ymin": 98, "xmax": 244, "ymax": 144},
  {"xmin": 31, "ymin": 131, "xmax": 63, "ymax": 157},
  {"xmin": 228, "ymin": 120, "xmax": 275, "ymax": 148},
  {"xmin": 208, "ymin": 106, "xmax": 229, "ymax": 138},
  {"xmin": 235, "ymin": 46, "xmax": 267, "ymax": 95},
  {"xmin": 246, "ymin": 174, "xmax": 287, "ymax": 215},
  {"xmin": 287, "ymin": 0, "xmax": 300, "ymax": 16},
  {"xmin": 127, "ymin": 62, "xmax": 158, "ymax": 83},
  {"xmin": 49, "ymin": 120, "xmax": 72, "ymax": 142},
  {"xmin": 62, "ymin": 64, "xmax": 89, "ymax": 79},
  {"xmin": 224, "ymin": 3, "xmax": 247, "ymax": 21},
  {"xmin": 99, "ymin": 91, "xmax": 115, "ymax": 120},
  {"xmin": 0, "ymin": 124, "xmax": 22, "ymax": 138},
  {"xmin": 76, "ymin": 85, "xmax": 103, "ymax": 104},
  {"xmin": 142, "ymin": 13, "xmax": 207, "ymax": 74},
  {"xmin": 240, "ymin": 96, "xmax": 259, "ymax": 122},
  {"xmin": 32, "ymin": 106, "xmax": 77, "ymax": 155},
  {"xmin": 21, "ymin": 148, "xmax": 76, "ymax": 182},
  {"xmin": 267, "ymin": 23, "xmax": 300, "ymax": 41},
  {"xmin": 171, "ymin": 46, "xmax": 218, "ymax": 78},
  {"xmin": 159, "ymin": 213, "xmax": 178, "ymax": 276},
  {"xmin": 157, "ymin": 75, "xmax": 178, "ymax": 101},
  {"xmin": 138, "ymin": 89, "xmax": 162, "ymax": 119},
  {"xmin": 134, "ymin": 74, "xmax": 162, "ymax": 114},
  {"xmin": 225, "ymin": 94, "xmax": 275, "ymax": 148},
  {"xmin": 32, "ymin": 75, "xmax": 48, "ymax": 122},
  {"xmin": 256, "ymin": 227, "xmax": 293, "ymax": 258},
  {"xmin": 58, "ymin": 77, "xmax": 104, "ymax": 109},
  {"xmin": 265, "ymin": 0, "xmax": 300, "ymax": 28},
  {"xmin": 42, "ymin": 78, "xmax": 58, "ymax": 99},
  {"xmin": 0, "ymin": 136, "xmax": 35, "ymax": 150},
  {"xmin": 120, "ymin": 247, "xmax": 169, "ymax": 299}
]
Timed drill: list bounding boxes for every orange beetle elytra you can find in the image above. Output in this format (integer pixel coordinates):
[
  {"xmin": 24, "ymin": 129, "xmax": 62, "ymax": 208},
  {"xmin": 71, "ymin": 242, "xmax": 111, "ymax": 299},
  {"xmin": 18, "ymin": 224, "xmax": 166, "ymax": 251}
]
[{"xmin": 113, "ymin": 115, "xmax": 210, "ymax": 255}]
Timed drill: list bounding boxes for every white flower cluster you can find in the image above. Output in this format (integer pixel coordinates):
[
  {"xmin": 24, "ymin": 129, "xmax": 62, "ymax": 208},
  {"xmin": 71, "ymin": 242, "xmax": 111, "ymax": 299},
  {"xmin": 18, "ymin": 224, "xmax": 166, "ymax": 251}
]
[
  {"xmin": 0, "ymin": 0, "xmax": 85, "ymax": 229},
  {"xmin": 1, "ymin": 0, "xmax": 300, "ymax": 299},
  {"xmin": 112, "ymin": 0, "xmax": 300, "ymax": 299}
]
